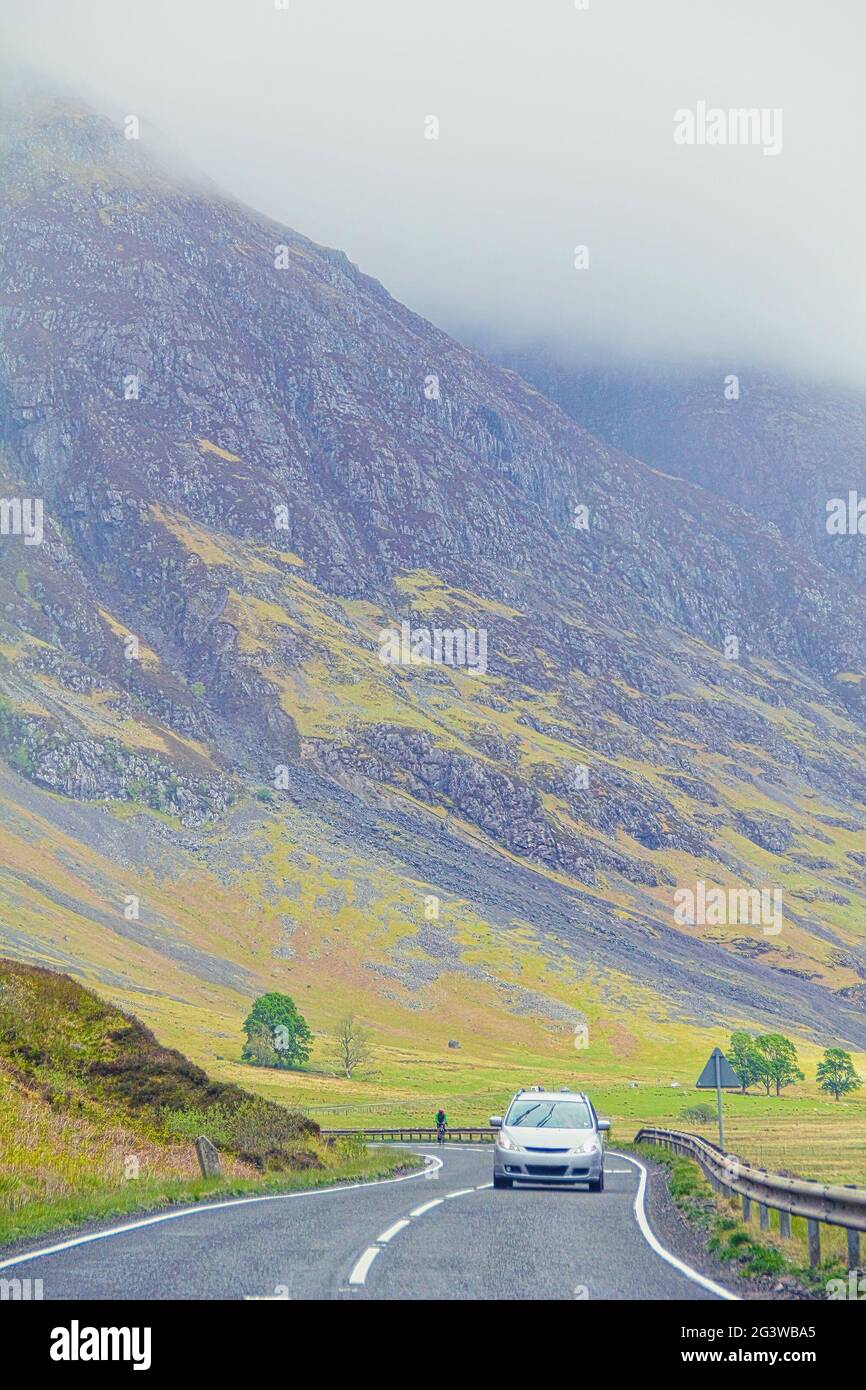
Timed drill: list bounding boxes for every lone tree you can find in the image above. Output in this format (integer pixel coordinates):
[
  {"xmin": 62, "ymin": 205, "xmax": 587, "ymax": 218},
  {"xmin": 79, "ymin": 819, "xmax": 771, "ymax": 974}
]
[
  {"xmin": 729, "ymin": 1031, "xmax": 764, "ymax": 1094},
  {"xmin": 328, "ymin": 1014, "xmax": 374, "ymax": 1080},
  {"xmin": 754, "ymin": 1033, "xmax": 804, "ymax": 1096},
  {"xmin": 816, "ymin": 1048, "xmax": 862, "ymax": 1101},
  {"xmin": 242, "ymin": 992, "xmax": 313, "ymax": 1070},
  {"xmin": 242, "ymin": 1025, "xmax": 282, "ymax": 1070}
]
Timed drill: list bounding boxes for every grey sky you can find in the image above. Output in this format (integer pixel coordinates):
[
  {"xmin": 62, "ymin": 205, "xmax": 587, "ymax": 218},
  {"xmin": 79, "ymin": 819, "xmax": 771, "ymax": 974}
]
[{"xmin": 3, "ymin": 0, "xmax": 864, "ymax": 383}]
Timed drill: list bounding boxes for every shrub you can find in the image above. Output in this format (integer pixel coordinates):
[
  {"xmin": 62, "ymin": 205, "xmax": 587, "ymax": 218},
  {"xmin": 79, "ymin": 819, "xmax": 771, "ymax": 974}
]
[
  {"xmin": 679, "ymin": 1103, "xmax": 715, "ymax": 1123},
  {"xmin": 163, "ymin": 1099, "xmax": 319, "ymax": 1170}
]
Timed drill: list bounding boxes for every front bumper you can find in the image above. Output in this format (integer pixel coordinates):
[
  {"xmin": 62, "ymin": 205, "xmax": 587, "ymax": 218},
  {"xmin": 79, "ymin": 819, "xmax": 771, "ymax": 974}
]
[{"xmin": 493, "ymin": 1145, "xmax": 603, "ymax": 1183}]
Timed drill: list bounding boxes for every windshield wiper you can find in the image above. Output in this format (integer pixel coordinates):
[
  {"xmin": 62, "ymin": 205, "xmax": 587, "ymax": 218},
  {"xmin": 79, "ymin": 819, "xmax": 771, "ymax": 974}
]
[{"xmin": 513, "ymin": 1104, "xmax": 544, "ymax": 1126}]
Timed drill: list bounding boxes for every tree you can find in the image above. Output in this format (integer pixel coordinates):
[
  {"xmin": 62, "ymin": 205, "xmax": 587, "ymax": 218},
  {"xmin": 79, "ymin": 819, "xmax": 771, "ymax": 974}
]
[
  {"xmin": 728, "ymin": 1031, "xmax": 764, "ymax": 1094},
  {"xmin": 241, "ymin": 1024, "xmax": 282, "ymax": 1070},
  {"xmin": 754, "ymin": 1033, "xmax": 804, "ymax": 1097},
  {"xmin": 816, "ymin": 1048, "xmax": 862, "ymax": 1102},
  {"xmin": 328, "ymin": 1014, "xmax": 374, "ymax": 1080},
  {"xmin": 242, "ymin": 993, "xmax": 312, "ymax": 1070}
]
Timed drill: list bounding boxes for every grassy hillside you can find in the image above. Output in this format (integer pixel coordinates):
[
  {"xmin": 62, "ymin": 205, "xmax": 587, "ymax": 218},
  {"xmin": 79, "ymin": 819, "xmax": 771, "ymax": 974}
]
[{"xmin": 0, "ymin": 959, "xmax": 413, "ymax": 1244}]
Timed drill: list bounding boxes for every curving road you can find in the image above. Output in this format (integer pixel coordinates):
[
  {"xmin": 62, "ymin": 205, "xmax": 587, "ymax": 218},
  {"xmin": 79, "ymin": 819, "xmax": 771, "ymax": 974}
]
[{"xmin": 0, "ymin": 1147, "xmax": 734, "ymax": 1301}]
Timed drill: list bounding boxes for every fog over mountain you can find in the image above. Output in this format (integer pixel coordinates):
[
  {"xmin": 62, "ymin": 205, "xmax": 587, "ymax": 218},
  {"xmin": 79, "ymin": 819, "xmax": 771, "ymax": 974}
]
[{"xmin": 1, "ymin": 0, "xmax": 865, "ymax": 385}]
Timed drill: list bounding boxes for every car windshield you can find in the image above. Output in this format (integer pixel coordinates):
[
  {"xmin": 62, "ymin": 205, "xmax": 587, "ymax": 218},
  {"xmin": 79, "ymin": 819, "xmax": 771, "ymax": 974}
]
[{"xmin": 506, "ymin": 1100, "xmax": 593, "ymax": 1130}]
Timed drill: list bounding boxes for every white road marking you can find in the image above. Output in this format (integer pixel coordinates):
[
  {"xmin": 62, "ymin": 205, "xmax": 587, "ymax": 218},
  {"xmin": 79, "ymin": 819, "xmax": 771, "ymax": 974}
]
[
  {"xmin": 376, "ymin": 1219, "xmax": 410, "ymax": 1244},
  {"xmin": 349, "ymin": 1171, "xmax": 489, "ymax": 1285},
  {"xmin": 606, "ymin": 1168, "xmax": 633, "ymax": 1174},
  {"xmin": 0, "ymin": 1153, "xmax": 445, "ymax": 1273},
  {"xmin": 348, "ymin": 1246, "xmax": 381, "ymax": 1285},
  {"xmin": 376, "ymin": 1143, "xmax": 489, "ymax": 1153},
  {"xmin": 438, "ymin": 1145, "xmax": 490, "ymax": 1152},
  {"xmin": 609, "ymin": 1150, "xmax": 738, "ymax": 1302},
  {"xmin": 347, "ymin": 1169, "xmax": 487, "ymax": 1289},
  {"xmin": 370, "ymin": 1143, "xmax": 489, "ymax": 1152},
  {"xmin": 475, "ymin": 1182, "xmax": 493, "ymax": 1190}
]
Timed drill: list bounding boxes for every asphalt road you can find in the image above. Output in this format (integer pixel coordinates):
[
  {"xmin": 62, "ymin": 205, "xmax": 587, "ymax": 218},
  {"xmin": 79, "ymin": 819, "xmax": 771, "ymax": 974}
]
[{"xmin": 0, "ymin": 1147, "xmax": 733, "ymax": 1301}]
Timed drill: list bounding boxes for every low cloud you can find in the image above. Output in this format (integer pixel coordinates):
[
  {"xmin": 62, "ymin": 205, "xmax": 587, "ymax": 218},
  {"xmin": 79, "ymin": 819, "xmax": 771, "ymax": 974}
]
[{"xmin": 1, "ymin": 0, "xmax": 864, "ymax": 384}]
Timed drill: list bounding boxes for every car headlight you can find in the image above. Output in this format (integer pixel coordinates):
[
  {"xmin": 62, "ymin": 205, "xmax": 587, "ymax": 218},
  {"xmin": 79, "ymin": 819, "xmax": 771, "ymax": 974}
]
[
  {"xmin": 571, "ymin": 1139, "xmax": 601, "ymax": 1155},
  {"xmin": 497, "ymin": 1132, "xmax": 523, "ymax": 1152}
]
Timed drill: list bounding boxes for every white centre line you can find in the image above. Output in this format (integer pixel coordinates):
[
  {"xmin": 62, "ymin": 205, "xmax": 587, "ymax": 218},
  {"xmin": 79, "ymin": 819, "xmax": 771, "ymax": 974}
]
[
  {"xmin": 410, "ymin": 1198, "xmax": 444, "ymax": 1217},
  {"xmin": 376, "ymin": 1219, "xmax": 410, "ymax": 1244},
  {"xmin": 347, "ymin": 1171, "xmax": 487, "ymax": 1288},
  {"xmin": 437, "ymin": 1144, "xmax": 490, "ymax": 1152},
  {"xmin": 348, "ymin": 1246, "xmax": 381, "ymax": 1285}
]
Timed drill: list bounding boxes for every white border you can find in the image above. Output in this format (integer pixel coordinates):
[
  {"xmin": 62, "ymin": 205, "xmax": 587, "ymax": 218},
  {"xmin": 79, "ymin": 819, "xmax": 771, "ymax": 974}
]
[{"xmin": 611, "ymin": 1150, "xmax": 738, "ymax": 1301}]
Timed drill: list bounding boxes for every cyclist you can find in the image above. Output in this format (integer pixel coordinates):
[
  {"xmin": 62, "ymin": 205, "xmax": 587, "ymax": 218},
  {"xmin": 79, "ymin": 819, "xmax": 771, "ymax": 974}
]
[{"xmin": 435, "ymin": 1107, "xmax": 447, "ymax": 1143}]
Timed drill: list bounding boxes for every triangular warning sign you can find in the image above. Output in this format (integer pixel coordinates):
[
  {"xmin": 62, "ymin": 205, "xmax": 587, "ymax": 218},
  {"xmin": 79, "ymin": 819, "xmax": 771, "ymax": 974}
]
[{"xmin": 696, "ymin": 1047, "xmax": 741, "ymax": 1089}]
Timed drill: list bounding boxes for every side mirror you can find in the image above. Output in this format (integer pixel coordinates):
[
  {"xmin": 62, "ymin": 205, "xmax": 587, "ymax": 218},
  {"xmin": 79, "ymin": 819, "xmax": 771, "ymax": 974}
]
[
  {"xmin": 597, "ymin": 1119, "xmax": 611, "ymax": 1132},
  {"xmin": 489, "ymin": 1116, "xmax": 502, "ymax": 1128}
]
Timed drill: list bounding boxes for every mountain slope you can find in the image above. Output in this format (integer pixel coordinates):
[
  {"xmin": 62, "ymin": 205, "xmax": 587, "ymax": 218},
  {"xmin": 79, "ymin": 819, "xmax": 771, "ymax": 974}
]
[
  {"xmin": 490, "ymin": 351, "xmax": 866, "ymax": 590},
  {"xmin": 1, "ymin": 92, "xmax": 866, "ymax": 1092}
]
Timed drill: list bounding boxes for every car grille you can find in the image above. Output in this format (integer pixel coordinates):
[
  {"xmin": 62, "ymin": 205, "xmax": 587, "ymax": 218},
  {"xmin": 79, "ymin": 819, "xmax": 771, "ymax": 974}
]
[
  {"xmin": 526, "ymin": 1164, "xmax": 569, "ymax": 1176},
  {"xmin": 525, "ymin": 1146, "xmax": 568, "ymax": 1153}
]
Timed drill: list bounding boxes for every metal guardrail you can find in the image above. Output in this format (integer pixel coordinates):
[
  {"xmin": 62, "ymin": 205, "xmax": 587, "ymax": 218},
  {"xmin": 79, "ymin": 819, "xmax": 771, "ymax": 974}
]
[
  {"xmin": 635, "ymin": 1126, "xmax": 865, "ymax": 1269},
  {"xmin": 321, "ymin": 1127, "xmax": 495, "ymax": 1143}
]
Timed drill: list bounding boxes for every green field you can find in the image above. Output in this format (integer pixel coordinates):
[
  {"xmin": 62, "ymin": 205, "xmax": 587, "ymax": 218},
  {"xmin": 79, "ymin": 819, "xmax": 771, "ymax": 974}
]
[{"xmin": 219, "ymin": 1043, "xmax": 866, "ymax": 1188}]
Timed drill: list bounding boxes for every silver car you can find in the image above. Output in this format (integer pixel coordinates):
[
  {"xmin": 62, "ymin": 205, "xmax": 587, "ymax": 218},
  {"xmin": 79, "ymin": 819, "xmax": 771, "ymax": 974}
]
[{"xmin": 491, "ymin": 1089, "xmax": 610, "ymax": 1191}]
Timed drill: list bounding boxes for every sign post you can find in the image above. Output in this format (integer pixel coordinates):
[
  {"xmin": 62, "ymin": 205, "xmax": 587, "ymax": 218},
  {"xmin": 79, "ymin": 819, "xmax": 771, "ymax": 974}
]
[{"xmin": 695, "ymin": 1047, "xmax": 741, "ymax": 1150}]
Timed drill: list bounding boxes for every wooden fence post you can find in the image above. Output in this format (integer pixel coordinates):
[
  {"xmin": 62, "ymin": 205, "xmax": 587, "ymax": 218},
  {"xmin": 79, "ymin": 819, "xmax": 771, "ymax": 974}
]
[{"xmin": 846, "ymin": 1228, "xmax": 860, "ymax": 1270}]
